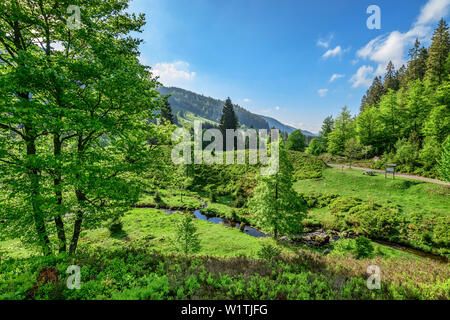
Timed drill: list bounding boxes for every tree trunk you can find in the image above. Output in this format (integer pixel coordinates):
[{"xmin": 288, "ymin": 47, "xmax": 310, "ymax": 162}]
[
  {"xmin": 69, "ymin": 189, "xmax": 86, "ymax": 255},
  {"xmin": 53, "ymin": 134, "xmax": 67, "ymax": 253},
  {"xmin": 69, "ymin": 135, "xmax": 86, "ymax": 255},
  {"xmin": 26, "ymin": 134, "xmax": 51, "ymax": 256}
]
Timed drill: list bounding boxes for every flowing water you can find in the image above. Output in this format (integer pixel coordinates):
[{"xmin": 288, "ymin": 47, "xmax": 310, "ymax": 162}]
[
  {"xmin": 161, "ymin": 208, "xmax": 267, "ymax": 238},
  {"xmin": 159, "ymin": 208, "xmax": 447, "ymax": 262}
]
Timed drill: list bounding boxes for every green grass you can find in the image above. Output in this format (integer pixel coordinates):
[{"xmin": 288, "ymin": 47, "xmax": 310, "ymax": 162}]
[
  {"xmin": 2, "ymin": 208, "xmax": 448, "ymax": 300},
  {"xmin": 294, "ymin": 167, "xmax": 449, "ymax": 216},
  {"xmin": 137, "ymin": 189, "xmax": 204, "ymax": 210},
  {"xmin": 0, "ymin": 240, "xmax": 38, "ymax": 259},
  {"xmin": 177, "ymin": 111, "xmax": 219, "ymax": 127},
  {"xmin": 79, "ymin": 208, "xmax": 286, "ymax": 258},
  {"xmin": 328, "ymin": 238, "xmax": 418, "ymax": 260}
]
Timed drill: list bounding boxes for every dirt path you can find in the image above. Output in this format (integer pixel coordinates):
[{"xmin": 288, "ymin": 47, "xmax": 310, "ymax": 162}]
[{"xmin": 326, "ymin": 163, "xmax": 450, "ymax": 186}]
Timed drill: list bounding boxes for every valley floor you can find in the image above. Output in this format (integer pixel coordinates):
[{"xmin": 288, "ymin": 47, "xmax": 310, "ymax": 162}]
[{"xmin": 1, "ymin": 156, "xmax": 448, "ymax": 300}]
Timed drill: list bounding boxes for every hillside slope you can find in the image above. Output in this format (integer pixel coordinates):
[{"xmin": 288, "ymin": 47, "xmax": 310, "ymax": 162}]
[
  {"xmin": 158, "ymin": 87, "xmax": 316, "ymax": 136},
  {"xmin": 158, "ymin": 86, "xmax": 269, "ymax": 129}
]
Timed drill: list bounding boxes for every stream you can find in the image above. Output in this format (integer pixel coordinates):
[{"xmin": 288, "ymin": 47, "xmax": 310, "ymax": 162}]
[
  {"xmin": 161, "ymin": 208, "xmax": 267, "ymax": 238},
  {"xmin": 158, "ymin": 207, "xmax": 447, "ymax": 262}
]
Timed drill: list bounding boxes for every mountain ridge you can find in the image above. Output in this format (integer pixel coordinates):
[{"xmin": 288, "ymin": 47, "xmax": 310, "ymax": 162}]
[{"xmin": 158, "ymin": 86, "xmax": 317, "ymax": 136}]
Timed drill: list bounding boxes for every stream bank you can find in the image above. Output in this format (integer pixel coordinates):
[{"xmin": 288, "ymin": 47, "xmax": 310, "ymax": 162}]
[{"xmin": 152, "ymin": 203, "xmax": 448, "ymax": 263}]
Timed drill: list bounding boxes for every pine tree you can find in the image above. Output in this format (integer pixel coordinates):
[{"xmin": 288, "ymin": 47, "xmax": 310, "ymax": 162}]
[
  {"xmin": 360, "ymin": 94, "xmax": 368, "ymax": 112},
  {"xmin": 361, "ymin": 76, "xmax": 386, "ymax": 110},
  {"xmin": 397, "ymin": 65, "xmax": 407, "ymax": 87},
  {"xmin": 220, "ymin": 98, "xmax": 239, "ymax": 149},
  {"xmin": 425, "ymin": 19, "xmax": 450, "ymax": 86},
  {"xmin": 161, "ymin": 97, "xmax": 175, "ymax": 125},
  {"xmin": 384, "ymin": 61, "xmax": 399, "ymax": 91},
  {"xmin": 405, "ymin": 39, "xmax": 428, "ymax": 83},
  {"xmin": 219, "ymin": 98, "xmax": 239, "ymax": 133}
]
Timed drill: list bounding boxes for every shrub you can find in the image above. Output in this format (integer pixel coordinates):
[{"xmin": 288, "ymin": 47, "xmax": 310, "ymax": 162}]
[
  {"xmin": 107, "ymin": 217, "xmax": 123, "ymax": 236},
  {"xmin": 257, "ymin": 244, "xmax": 281, "ymax": 263},
  {"xmin": 232, "ymin": 195, "xmax": 246, "ymax": 208},
  {"xmin": 348, "ymin": 204, "xmax": 402, "ymax": 240},
  {"xmin": 328, "ymin": 197, "xmax": 361, "ymax": 213},
  {"xmin": 289, "ymin": 152, "xmax": 326, "ymax": 180},
  {"xmin": 354, "ymin": 237, "xmax": 374, "ymax": 259},
  {"xmin": 154, "ymin": 190, "xmax": 162, "ymax": 203},
  {"xmin": 208, "ymin": 189, "xmax": 217, "ymax": 202}
]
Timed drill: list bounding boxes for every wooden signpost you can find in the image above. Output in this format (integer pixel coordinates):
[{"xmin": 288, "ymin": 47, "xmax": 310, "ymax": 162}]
[{"xmin": 385, "ymin": 163, "xmax": 397, "ymax": 180}]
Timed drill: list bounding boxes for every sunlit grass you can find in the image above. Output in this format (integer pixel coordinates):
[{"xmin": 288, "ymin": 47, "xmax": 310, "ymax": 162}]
[
  {"xmin": 79, "ymin": 208, "xmax": 285, "ymax": 258},
  {"xmin": 294, "ymin": 167, "xmax": 449, "ymax": 216}
]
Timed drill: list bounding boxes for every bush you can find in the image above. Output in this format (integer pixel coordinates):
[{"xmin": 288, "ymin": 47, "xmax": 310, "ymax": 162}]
[
  {"xmin": 154, "ymin": 190, "xmax": 162, "ymax": 203},
  {"xmin": 209, "ymin": 189, "xmax": 217, "ymax": 203},
  {"xmin": 348, "ymin": 204, "xmax": 402, "ymax": 240},
  {"xmin": 107, "ymin": 217, "xmax": 123, "ymax": 236},
  {"xmin": 257, "ymin": 244, "xmax": 281, "ymax": 263},
  {"xmin": 232, "ymin": 195, "xmax": 246, "ymax": 208},
  {"xmin": 353, "ymin": 237, "xmax": 374, "ymax": 259},
  {"xmin": 329, "ymin": 197, "xmax": 361, "ymax": 213},
  {"xmin": 289, "ymin": 152, "xmax": 326, "ymax": 180}
]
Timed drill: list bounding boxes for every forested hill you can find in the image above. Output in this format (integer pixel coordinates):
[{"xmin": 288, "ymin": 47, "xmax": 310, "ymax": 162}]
[
  {"xmin": 158, "ymin": 86, "xmax": 270, "ymax": 129},
  {"xmin": 158, "ymin": 86, "xmax": 316, "ymax": 136}
]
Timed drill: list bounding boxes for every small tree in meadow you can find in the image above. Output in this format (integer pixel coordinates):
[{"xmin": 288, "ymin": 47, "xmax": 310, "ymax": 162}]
[
  {"xmin": 354, "ymin": 237, "xmax": 374, "ymax": 259},
  {"xmin": 175, "ymin": 214, "xmax": 201, "ymax": 255},
  {"xmin": 249, "ymin": 138, "xmax": 305, "ymax": 239},
  {"xmin": 258, "ymin": 243, "xmax": 281, "ymax": 263}
]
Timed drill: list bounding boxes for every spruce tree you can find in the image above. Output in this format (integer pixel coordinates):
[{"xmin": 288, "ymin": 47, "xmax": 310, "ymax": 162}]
[
  {"xmin": 219, "ymin": 98, "xmax": 239, "ymax": 132},
  {"xmin": 219, "ymin": 98, "xmax": 239, "ymax": 149},
  {"xmin": 384, "ymin": 61, "xmax": 399, "ymax": 91},
  {"xmin": 362, "ymin": 76, "xmax": 386, "ymax": 110},
  {"xmin": 425, "ymin": 19, "xmax": 450, "ymax": 86},
  {"xmin": 405, "ymin": 39, "xmax": 428, "ymax": 82},
  {"xmin": 161, "ymin": 97, "xmax": 175, "ymax": 125}
]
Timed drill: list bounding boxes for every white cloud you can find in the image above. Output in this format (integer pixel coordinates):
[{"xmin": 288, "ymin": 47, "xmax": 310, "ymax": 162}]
[
  {"xmin": 152, "ymin": 61, "xmax": 196, "ymax": 86},
  {"xmin": 243, "ymin": 98, "xmax": 251, "ymax": 103},
  {"xmin": 356, "ymin": 27, "xmax": 428, "ymax": 76},
  {"xmin": 323, "ymin": 46, "xmax": 343, "ymax": 58},
  {"xmin": 354, "ymin": 0, "xmax": 446, "ymax": 78},
  {"xmin": 275, "ymin": 106, "xmax": 280, "ymax": 111},
  {"xmin": 317, "ymin": 88, "xmax": 329, "ymax": 97},
  {"xmin": 415, "ymin": 0, "xmax": 450, "ymax": 26},
  {"xmin": 350, "ymin": 65, "xmax": 374, "ymax": 88},
  {"xmin": 329, "ymin": 74, "xmax": 345, "ymax": 83},
  {"xmin": 317, "ymin": 34, "xmax": 334, "ymax": 48}
]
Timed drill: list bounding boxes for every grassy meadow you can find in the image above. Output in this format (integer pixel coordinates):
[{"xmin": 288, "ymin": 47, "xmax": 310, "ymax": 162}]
[{"xmin": 1, "ymin": 151, "xmax": 448, "ymax": 300}]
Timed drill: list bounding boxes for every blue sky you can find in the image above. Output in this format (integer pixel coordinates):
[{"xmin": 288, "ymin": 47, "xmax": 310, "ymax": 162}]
[{"xmin": 129, "ymin": 0, "xmax": 450, "ymax": 133}]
